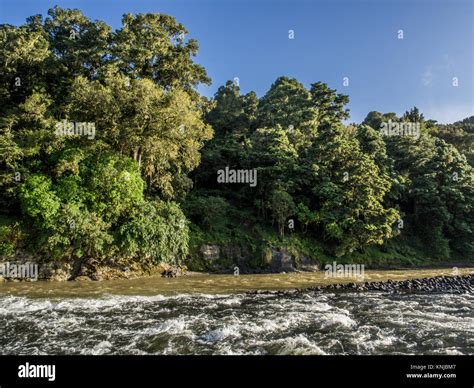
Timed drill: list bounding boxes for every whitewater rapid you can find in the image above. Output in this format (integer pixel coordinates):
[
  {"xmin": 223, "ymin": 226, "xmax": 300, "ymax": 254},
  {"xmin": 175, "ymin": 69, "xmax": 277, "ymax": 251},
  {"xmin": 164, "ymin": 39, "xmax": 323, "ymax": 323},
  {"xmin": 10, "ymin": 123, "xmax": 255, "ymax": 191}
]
[{"xmin": 0, "ymin": 291, "xmax": 472, "ymax": 355}]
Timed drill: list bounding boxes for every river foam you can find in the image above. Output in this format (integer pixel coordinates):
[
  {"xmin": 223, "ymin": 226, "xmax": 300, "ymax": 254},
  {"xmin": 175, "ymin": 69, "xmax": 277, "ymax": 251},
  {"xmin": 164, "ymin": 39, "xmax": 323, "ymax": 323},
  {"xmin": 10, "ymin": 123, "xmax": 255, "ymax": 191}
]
[{"xmin": 0, "ymin": 291, "xmax": 472, "ymax": 355}]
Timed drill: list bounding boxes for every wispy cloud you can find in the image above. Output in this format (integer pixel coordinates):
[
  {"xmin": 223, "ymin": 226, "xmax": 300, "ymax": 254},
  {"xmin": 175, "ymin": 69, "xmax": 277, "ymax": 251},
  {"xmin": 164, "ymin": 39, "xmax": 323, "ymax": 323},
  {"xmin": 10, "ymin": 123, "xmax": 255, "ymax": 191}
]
[
  {"xmin": 421, "ymin": 66, "xmax": 433, "ymax": 86},
  {"xmin": 421, "ymin": 55, "xmax": 457, "ymax": 88}
]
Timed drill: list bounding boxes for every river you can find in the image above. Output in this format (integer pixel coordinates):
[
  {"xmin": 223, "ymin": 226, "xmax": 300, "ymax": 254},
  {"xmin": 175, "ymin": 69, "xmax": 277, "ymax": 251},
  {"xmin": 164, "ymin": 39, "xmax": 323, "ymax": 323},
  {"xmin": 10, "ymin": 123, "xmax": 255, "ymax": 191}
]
[{"xmin": 1, "ymin": 269, "xmax": 473, "ymax": 355}]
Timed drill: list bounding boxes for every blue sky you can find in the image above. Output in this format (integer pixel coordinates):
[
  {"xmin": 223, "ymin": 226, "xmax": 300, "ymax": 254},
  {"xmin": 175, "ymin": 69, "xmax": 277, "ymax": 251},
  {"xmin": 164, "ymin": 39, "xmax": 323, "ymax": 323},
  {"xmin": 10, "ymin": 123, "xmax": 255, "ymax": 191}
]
[{"xmin": 0, "ymin": 0, "xmax": 472, "ymax": 123}]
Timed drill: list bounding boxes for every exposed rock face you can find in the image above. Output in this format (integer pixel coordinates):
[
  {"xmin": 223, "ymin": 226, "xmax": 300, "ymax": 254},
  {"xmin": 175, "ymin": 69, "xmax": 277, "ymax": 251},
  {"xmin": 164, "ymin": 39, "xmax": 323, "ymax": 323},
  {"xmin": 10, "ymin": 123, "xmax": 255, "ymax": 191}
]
[
  {"xmin": 298, "ymin": 255, "xmax": 320, "ymax": 272},
  {"xmin": 221, "ymin": 245, "xmax": 249, "ymax": 268},
  {"xmin": 197, "ymin": 244, "xmax": 251, "ymax": 272},
  {"xmin": 269, "ymin": 249, "xmax": 296, "ymax": 272},
  {"xmin": 159, "ymin": 263, "xmax": 187, "ymax": 278},
  {"xmin": 195, "ymin": 244, "xmax": 321, "ymax": 274},
  {"xmin": 2, "ymin": 243, "xmax": 323, "ymax": 280},
  {"xmin": 1, "ymin": 254, "xmax": 169, "ymax": 281},
  {"xmin": 200, "ymin": 245, "xmax": 220, "ymax": 262},
  {"xmin": 38, "ymin": 261, "xmax": 72, "ymax": 282}
]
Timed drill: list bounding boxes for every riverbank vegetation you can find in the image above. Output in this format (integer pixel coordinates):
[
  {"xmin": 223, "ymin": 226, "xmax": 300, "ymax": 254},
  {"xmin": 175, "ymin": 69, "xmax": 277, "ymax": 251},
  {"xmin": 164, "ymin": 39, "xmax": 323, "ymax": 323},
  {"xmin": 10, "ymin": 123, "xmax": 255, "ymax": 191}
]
[{"xmin": 1, "ymin": 7, "xmax": 473, "ymax": 276}]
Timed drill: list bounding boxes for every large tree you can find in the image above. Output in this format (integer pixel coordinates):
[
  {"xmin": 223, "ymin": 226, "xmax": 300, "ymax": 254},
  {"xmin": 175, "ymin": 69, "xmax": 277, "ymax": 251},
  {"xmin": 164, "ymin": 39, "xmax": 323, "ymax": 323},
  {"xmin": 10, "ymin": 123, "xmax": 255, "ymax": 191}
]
[
  {"xmin": 303, "ymin": 123, "xmax": 399, "ymax": 256},
  {"xmin": 0, "ymin": 7, "xmax": 210, "ymax": 265}
]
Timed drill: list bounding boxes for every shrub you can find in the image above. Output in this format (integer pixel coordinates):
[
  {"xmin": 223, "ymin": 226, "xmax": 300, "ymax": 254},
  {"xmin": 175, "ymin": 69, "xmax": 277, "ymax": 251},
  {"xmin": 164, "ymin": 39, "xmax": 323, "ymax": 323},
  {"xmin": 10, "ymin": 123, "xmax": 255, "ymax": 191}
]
[{"xmin": 118, "ymin": 200, "xmax": 189, "ymax": 264}]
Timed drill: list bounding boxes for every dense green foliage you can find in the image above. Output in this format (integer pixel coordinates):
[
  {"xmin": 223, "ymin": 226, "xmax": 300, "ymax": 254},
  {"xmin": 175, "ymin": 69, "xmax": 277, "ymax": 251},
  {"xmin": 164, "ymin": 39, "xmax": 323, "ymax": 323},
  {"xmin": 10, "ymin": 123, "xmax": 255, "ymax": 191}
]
[
  {"xmin": 189, "ymin": 81, "xmax": 474, "ymax": 264},
  {"xmin": 1, "ymin": 7, "xmax": 472, "ymax": 271},
  {"xmin": 0, "ymin": 7, "xmax": 208, "ymax": 266}
]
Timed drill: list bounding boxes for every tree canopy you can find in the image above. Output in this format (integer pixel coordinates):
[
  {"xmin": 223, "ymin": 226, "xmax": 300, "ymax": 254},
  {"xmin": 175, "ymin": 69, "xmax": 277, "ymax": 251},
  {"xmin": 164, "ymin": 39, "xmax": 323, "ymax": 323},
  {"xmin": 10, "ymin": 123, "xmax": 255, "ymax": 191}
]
[{"xmin": 1, "ymin": 7, "xmax": 472, "ymax": 269}]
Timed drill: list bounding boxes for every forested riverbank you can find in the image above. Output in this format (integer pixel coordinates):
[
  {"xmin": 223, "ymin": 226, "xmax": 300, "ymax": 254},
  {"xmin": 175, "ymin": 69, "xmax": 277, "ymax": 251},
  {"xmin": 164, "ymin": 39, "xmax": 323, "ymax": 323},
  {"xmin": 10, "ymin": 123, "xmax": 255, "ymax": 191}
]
[{"xmin": 1, "ymin": 7, "xmax": 473, "ymax": 281}]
